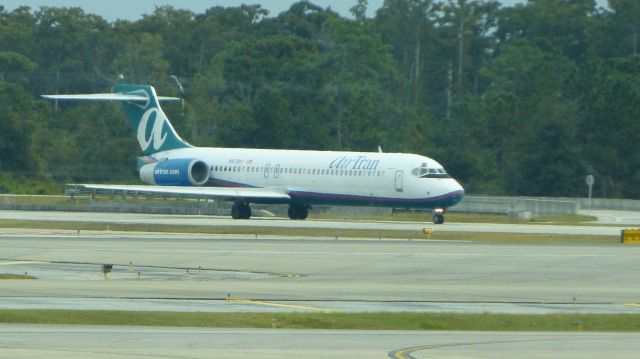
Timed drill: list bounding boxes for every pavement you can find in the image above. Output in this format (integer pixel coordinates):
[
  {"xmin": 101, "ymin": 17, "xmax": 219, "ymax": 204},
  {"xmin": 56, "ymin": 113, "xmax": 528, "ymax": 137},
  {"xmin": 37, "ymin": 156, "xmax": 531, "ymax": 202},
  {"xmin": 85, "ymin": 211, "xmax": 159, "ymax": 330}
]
[
  {"xmin": 1, "ymin": 231, "xmax": 639, "ymax": 313},
  {"xmin": 581, "ymin": 209, "xmax": 640, "ymax": 225},
  {"xmin": 1, "ymin": 325, "xmax": 640, "ymax": 359},
  {"xmin": 1, "ymin": 209, "xmax": 640, "ymax": 358}
]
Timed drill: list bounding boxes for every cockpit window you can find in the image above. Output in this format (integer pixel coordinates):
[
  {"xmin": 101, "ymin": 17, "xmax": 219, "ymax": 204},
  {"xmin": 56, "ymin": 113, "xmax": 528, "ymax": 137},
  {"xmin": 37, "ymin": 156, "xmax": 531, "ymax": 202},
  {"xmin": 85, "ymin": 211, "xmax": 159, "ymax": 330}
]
[{"xmin": 412, "ymin": 163, "xmax": 451, "ymax": 178}]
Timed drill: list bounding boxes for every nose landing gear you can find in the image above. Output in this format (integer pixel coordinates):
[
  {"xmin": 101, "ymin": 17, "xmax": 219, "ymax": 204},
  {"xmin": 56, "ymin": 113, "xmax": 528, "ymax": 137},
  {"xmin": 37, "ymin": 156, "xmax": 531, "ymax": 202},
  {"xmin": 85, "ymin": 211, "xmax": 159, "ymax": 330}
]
[{"xmin": 432, "ymin": 208, "xmax": 445, "ymax": 224}]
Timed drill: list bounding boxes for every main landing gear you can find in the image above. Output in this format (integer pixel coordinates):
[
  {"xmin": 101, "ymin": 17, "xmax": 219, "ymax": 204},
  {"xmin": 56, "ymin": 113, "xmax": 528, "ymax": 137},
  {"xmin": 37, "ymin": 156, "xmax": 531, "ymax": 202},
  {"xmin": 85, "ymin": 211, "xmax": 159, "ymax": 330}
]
[
  {"xmin": 432, "ymin": 208, "xmax": 445, "ymax": 224},
  {"xmin": 288, "ymin": 204, "xmax": 309, "ymax": 220},
  {"xmin": 231, "ymin": 202, "xmax": 251, "ymax": 219}
]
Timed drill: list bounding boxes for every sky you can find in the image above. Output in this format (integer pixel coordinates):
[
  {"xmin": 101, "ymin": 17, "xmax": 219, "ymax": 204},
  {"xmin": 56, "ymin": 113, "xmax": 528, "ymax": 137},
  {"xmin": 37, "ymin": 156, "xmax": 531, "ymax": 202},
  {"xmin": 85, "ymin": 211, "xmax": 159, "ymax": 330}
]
[{"xmin": 3, "ymin": 0, "xmax": 610, "ymax": 22}]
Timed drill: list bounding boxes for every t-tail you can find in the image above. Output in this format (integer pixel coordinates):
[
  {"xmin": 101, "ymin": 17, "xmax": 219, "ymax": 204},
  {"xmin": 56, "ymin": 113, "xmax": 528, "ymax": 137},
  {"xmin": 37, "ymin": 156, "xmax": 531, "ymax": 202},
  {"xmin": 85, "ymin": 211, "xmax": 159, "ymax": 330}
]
[{"xmin": 43, "ymin": 84, "xmax": 191, "ymax": 155}]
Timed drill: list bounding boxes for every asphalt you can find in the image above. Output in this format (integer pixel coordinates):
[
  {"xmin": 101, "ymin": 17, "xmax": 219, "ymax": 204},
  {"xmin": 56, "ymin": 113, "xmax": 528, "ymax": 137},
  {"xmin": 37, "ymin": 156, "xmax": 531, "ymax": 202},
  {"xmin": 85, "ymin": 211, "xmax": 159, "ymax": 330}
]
[
  {"xmin": 1, "ymin": 209, "xmax": 640, "ymax": 358},
  {"xmin": 1, "ymin": 229, "xmax": 639, "ymax": 313},
  {"xmin": 2, "ymin": 325, "xmax": 640, "ymax": 359}
]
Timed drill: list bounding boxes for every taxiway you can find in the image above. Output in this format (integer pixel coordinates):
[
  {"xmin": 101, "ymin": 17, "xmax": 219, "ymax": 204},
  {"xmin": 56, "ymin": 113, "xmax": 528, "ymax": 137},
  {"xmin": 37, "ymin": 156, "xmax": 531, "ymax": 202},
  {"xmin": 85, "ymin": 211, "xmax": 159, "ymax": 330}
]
[
  {"xmin": 2, "ymin": 325, "xmax": 640, "ymax": 359},
  {"xmin": 0, "ymin": 230, "xmax": 638, "ymax": 313}
]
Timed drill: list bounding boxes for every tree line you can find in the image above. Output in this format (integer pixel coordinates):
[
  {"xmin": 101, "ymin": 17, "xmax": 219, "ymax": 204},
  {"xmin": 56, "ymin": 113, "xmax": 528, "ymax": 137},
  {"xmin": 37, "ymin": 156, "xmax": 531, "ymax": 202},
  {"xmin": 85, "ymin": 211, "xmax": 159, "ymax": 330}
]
[{"xmin": 0, "ymin": 0, "xmax": 638, "ymax": 198}]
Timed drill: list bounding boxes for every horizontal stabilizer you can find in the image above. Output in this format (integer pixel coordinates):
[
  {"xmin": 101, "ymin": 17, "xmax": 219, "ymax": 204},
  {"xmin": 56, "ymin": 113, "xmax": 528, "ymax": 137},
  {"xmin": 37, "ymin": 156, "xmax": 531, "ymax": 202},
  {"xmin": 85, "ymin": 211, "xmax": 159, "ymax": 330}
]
[{"xmin": 42, "ymin": 93, "xmax": 180, "ymax": 102}]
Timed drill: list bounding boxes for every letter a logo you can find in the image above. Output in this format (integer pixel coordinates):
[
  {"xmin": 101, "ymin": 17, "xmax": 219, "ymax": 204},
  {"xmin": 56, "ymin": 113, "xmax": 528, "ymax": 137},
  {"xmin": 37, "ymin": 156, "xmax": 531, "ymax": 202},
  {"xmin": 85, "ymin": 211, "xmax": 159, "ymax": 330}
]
[{"xmin": 137, "ymin": 108, "xmax": 168, "ymax": 152}]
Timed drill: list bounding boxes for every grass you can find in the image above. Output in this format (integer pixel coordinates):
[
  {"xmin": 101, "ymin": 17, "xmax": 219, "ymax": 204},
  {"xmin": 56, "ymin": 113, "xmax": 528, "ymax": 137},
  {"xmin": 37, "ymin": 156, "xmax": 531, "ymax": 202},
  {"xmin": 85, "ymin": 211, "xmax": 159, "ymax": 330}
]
[
  {"xmin": 0, "ymin": 310, "xmax": 638, "ymax": 331},
  {"xmin": 310, "ymin": 211, "xmax": 598, "ymax": 224},
  {"xmin": 0, "ymin": 219, "xmax": 617, "ymax": 244}
]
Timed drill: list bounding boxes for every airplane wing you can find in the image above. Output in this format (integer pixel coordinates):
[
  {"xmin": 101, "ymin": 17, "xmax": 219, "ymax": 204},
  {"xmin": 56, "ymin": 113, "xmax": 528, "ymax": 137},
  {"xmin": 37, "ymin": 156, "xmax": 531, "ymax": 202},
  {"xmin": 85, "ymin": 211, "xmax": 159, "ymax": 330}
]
[{"xmin": 68, "ymin": 184, "xmax": 291, "ymax": 202}]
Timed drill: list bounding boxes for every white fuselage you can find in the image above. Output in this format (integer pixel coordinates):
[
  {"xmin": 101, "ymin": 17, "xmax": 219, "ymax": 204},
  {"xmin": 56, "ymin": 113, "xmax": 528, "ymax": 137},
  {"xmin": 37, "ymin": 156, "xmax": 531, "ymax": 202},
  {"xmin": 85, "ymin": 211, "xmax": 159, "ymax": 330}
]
[{"xmin": 150, "ymin": 147, "xmax": 465, "ymax": 209}]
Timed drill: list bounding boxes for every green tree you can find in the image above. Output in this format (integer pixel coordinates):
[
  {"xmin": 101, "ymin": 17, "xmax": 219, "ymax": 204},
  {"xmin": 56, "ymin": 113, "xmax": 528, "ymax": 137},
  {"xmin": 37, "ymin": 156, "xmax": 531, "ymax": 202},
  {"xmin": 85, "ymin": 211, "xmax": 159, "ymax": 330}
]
[
  {"xmin": 479, "ymin": 42, "xmax": 579, "ymax": 195},
  {"xmin": 34, "ymin": 7, "xmax": 109, "ymax": 92},
  {"xmin": 608, "ymin": 0, "xmax": 640, "ymax": 56},
  {"xmin": 574, "ymin": 56, "xmax": 640, "ymax": 197},
  {"xmin": 0, "ymin": 82, "xmax": 35, "ymax": 171},
  {"xmin": 496, "ymin": 0, "xmax": 597, "ymax": 61},
  {"xmin": 376, "ymin": 0, "xmax": 441, "ymax": 108}
]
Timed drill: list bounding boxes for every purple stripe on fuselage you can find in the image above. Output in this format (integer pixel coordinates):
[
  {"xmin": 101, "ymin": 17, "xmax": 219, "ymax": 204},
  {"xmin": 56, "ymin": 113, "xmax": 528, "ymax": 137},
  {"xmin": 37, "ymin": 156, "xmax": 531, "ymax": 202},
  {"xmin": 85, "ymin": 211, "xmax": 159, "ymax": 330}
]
[
  {"xmin": 288, "ymin": 189, "xmax": 464, "ymax": 204},
  {"xmin": 207, "ymin": 177, "xmax": 463, "ymax": 205}
]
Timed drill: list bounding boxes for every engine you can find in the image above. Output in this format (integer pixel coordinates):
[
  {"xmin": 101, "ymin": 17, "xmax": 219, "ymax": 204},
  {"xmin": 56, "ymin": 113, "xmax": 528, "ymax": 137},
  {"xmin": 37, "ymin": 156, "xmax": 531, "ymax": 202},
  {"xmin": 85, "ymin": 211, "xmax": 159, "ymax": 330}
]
[{"xmin": 139, "ymin": 158, "xmax": 210, "ymax": 186}]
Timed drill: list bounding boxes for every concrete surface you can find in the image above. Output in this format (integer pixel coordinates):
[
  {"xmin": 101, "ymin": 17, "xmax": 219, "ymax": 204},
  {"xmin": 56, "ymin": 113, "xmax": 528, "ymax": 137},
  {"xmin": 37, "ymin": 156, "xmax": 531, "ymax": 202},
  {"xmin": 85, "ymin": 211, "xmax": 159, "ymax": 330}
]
[
  {"xmin": 1, "ymin": 232, "xmax": 639, "ymax": 308},
  {"xmin": 1, "ymin": 325, "xmax": 640, "ymax": 359}
]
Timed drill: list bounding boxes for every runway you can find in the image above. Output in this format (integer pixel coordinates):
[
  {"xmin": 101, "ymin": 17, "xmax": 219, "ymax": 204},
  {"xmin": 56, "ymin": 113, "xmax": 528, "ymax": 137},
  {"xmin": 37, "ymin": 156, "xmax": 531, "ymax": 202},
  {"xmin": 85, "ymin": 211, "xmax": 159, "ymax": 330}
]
[
  {"xmin": 1, "ymin": 230, "xmax": 639, "ymax": 313},
  {"xmin": 0, "ymin": 209, "xmax": 628, "ymax": 235},
  {"xmin": 2, "ymin": 325, "xmax": 640, "ymax": 359},
  {"xmin": 1, "ymin": 210, "xmax": 639, "ymax": 358}
]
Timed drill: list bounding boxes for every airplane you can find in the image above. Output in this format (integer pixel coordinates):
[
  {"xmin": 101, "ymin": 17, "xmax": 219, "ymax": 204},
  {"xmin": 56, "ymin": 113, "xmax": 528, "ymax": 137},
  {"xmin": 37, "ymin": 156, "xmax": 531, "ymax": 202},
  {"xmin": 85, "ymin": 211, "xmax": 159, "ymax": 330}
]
[{"xmin": 43, "ymin": 84, "xmax": 464, "ymax": 224}]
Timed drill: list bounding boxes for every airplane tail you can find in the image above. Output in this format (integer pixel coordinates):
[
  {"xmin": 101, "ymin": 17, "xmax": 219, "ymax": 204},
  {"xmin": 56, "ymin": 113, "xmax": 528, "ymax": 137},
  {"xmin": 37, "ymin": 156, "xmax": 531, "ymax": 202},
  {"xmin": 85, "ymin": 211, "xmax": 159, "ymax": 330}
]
[
  {"xmin": 113, "ymin": 84, "xmax": 190, "ymax": 155},
  {"xmin": 43, "ymin": 84, "xmax": 191, "ymax": 155}
]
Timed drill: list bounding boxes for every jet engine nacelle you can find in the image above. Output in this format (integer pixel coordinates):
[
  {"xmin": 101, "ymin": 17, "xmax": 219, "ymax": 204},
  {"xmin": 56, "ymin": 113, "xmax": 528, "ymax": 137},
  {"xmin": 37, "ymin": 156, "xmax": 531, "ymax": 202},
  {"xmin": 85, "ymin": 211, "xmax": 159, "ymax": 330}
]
[{"xmin": 139, "ymin": 158, "xmax": 210, "ymax": 186}]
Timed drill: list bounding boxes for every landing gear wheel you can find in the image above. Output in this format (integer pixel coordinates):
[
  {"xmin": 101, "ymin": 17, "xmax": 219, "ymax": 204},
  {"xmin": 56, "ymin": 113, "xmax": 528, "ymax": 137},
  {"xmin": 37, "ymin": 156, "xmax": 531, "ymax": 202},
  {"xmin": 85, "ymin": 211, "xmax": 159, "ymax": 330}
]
[
  {"xmin": 288, "ymin": 205, "xmax": 309, "ymax": 220},
  {"xmin": 432, "ymin": 213, "xmax": 445, "ymax": 224},
  {"xmin": 299, "ymin": 206, "xmax": 308, "ymax": 220},
  {"xmin": 231, "ymin": 203, "xmax": 251, "ymax": 219},
  {"xmin": 239, "ymin": 204, "xmax": 251, "ymax": 219}
]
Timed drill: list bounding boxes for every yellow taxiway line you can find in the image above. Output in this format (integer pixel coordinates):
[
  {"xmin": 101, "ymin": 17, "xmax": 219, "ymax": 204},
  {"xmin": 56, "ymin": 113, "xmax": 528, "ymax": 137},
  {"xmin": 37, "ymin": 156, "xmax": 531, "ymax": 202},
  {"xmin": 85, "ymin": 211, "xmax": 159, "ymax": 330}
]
[{"xmin": 622, "ymin": 303, "xmax": 640, "ymax": 307}]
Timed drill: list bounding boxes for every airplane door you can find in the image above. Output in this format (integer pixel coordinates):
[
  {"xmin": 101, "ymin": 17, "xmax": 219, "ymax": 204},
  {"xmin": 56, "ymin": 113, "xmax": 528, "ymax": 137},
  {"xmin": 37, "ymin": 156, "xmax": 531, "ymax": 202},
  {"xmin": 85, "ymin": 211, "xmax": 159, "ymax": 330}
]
[{"xmin": 395, "ymin": 170, "xmax": 403, "ymax": 192}]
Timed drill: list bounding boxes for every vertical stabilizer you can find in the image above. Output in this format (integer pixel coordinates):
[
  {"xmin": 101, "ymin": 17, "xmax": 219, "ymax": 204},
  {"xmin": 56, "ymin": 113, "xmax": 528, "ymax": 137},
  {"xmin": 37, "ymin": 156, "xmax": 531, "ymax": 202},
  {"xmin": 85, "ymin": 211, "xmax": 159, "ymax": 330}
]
[{"xmin": 114, "ymin": 84, "xmax": 190, "ymax": 155}]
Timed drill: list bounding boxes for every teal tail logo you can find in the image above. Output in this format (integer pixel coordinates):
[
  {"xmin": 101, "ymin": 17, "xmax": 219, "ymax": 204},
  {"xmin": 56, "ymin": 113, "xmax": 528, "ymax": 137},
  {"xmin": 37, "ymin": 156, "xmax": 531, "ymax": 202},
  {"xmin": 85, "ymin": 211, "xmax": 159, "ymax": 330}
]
[{"xmin": 115, "ymin": 84, "xmax": 190, "ymax": 155}]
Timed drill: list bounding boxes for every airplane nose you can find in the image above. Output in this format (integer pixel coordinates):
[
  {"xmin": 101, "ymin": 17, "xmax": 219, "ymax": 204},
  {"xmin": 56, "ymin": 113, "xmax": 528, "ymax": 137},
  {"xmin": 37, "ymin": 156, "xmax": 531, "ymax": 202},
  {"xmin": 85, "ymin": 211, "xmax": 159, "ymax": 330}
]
[{"xmin": 452, "ymin": 180, "xmax": 465, "ymax": 204}]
